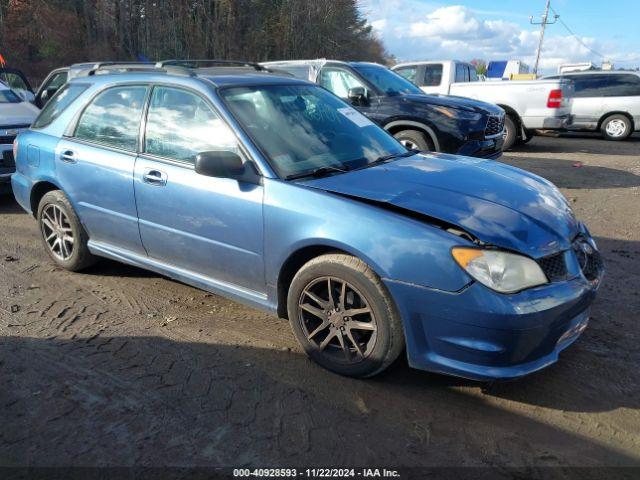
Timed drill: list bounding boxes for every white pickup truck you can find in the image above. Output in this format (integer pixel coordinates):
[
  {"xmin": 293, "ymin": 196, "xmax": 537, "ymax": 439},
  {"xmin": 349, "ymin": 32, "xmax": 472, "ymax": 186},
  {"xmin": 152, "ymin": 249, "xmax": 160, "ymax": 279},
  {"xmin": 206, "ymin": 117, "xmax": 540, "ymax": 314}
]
[{"xmin": 392, "ymin": 60, "xmax": 574, "ymax": 149}]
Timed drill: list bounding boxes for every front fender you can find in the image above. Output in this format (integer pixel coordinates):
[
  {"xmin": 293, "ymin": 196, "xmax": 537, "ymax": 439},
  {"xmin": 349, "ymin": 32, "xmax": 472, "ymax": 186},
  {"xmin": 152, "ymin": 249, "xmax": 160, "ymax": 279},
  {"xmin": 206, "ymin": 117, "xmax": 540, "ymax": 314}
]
[{"xmin": 263, "ymin": 178, "xmax": 472, "ymax": 293}]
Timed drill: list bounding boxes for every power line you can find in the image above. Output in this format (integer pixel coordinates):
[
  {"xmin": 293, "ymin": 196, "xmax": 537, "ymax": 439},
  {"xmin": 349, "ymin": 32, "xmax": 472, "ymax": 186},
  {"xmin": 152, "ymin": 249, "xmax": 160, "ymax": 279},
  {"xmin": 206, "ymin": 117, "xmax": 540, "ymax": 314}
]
[{"xmin": 550, "ymin": 5, "xmax": 640, "ymax": 64}]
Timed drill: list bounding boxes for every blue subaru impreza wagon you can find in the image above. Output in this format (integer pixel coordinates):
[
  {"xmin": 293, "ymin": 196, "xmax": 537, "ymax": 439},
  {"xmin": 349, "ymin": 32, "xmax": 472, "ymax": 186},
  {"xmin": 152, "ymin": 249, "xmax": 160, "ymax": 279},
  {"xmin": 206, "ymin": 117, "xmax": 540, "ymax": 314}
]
[{"xmin": 11, "ymin": 61, "xmax": 603, "ymax": 380}]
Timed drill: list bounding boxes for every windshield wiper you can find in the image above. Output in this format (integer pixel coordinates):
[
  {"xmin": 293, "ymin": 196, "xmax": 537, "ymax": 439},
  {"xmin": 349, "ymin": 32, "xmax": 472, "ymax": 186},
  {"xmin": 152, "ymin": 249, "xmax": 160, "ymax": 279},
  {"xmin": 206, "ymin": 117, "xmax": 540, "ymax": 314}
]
[
  {"xmin": 285, "ymin": 165, "xmax": 350, "ymax": 181},
  {"xmin": 353, "ymin": 150, "xmax": 416, "ymax": 171}
]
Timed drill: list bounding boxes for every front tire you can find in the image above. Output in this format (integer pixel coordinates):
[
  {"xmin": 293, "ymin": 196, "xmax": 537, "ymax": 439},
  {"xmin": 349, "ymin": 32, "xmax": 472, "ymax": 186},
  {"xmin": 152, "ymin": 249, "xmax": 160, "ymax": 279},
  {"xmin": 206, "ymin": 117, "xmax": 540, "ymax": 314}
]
[
  {"xmin": 394, "ymin": 129, "xmax": 435, "ymax": 152},
  {"xmin": 287, "ymin": 254, "xmax": 405, "ymax": 378},
  {"xmin": 37, "ymin": 190, "xmax": 97, "ymax": 271},
  {"xmin": 503, "ymin": 115, "xmax": 518, "ymax": 150},
  {"xmin": 601, "ymin": 114, "xmax": 632, "ymax": 141}
]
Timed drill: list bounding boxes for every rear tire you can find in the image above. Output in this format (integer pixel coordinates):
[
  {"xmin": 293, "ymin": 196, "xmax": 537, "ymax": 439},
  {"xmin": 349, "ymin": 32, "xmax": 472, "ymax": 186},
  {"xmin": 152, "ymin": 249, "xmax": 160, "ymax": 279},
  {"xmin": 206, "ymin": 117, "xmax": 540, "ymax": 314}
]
[
  {"xmin": 601, "ymin": 114, "xmax": 632, "ymax": 141},
  {"xmin": 287, "ymin": 254, "xmax": 405, "ymax": 378},
  {"xmin": 37, "ymin": 190, "xmax": 97, "ymax": 272},
  {"xmin": 393, "ymin": 129, "xmax": 435, "ymax": 152},
  {"xmin": 503, "ymin": 115, "xmax": 518, "ymax": 150}
]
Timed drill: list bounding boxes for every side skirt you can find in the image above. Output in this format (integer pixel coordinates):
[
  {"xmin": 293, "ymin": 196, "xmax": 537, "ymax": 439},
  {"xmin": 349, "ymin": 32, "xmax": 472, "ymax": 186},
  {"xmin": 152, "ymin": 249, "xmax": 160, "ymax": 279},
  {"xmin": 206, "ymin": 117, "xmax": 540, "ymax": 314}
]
[{"xmin": 88, "ymin": 240, "xmax": 277, "ymax": 314}]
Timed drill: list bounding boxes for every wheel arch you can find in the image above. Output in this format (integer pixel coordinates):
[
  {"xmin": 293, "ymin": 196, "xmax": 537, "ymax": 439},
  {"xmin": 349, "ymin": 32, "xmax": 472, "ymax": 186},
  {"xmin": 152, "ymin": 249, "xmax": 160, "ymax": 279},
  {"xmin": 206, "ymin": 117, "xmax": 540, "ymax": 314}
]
[
  {"xmin": 275, "ymin": 243, "xmax": 392, "ymax": 319},
  {"xmin": 384, "ymin": 120, "xmax": 440, "ymax": 151},
  {"xmin": 30, "ymin": 179, "xmax": 63, "ymax": 218},
  {"xmin": 497, "ymin": 104, "xmax": 521, "ymax": 125},
  {"xmin": 598, "ymin": 111, "xmax": 634, "ymax": 131}
]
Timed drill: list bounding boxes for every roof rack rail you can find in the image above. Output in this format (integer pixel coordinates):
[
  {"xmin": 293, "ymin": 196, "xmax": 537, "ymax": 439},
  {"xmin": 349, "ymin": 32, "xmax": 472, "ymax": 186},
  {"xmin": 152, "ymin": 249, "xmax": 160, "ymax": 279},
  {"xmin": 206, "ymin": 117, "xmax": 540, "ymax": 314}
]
[
  {"xmin": 84, "ymin": 62, "xmax": 195, "ymax": 78},
  {"xmin": 157, "ymin": 59, "xmax": 267, "ymax": 71}
]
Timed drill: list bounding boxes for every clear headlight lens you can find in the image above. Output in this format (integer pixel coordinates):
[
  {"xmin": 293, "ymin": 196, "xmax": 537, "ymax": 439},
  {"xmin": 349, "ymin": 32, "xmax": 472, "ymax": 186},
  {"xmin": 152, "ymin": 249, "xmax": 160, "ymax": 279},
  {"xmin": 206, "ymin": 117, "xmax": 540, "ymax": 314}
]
[{"xmin": 451, "ymin": 247, "xmax": 548, "ymax": 293}]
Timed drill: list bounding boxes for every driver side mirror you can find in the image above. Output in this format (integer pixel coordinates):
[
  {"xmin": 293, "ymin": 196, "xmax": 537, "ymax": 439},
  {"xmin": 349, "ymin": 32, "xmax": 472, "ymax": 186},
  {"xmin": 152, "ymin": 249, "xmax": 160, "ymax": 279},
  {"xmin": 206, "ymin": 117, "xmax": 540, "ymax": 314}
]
[
  {"xmin": 195, "ymin": 151, "xmax": 261, "ymax": 184},
  {"xmin": 348, "ymin": 87, "xmax": 368, "ymax": 106}
]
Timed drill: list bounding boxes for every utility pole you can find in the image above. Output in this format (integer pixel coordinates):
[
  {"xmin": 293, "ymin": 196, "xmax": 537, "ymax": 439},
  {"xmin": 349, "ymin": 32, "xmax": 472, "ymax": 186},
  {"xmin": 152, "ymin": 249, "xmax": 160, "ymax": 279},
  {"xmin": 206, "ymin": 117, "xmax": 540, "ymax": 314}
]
[{"xmin": 530, "ymin": 0, "xmax": 559, "ymax": 75}]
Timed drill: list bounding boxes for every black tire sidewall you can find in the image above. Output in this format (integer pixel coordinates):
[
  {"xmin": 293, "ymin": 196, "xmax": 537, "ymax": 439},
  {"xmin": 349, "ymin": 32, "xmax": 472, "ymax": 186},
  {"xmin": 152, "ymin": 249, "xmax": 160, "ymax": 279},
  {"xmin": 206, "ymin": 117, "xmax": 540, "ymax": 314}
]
[
  {"xmin": 287, "ymin": 257, "xmax": 400, "ymax": 378},
  {"xmin": 503, "ymin": 115, "xmax": 517, "ymax": 150},
  {"xmin": 37, "ymin": 190, "xmax": 93, "ymax": 271},
  {"xmin": 601, "ymin": 114, "xmax": 632, "ymax": 141},
  {"xmin": 394, "ymin": 129, "xmax": 434, "ymax": 151}
]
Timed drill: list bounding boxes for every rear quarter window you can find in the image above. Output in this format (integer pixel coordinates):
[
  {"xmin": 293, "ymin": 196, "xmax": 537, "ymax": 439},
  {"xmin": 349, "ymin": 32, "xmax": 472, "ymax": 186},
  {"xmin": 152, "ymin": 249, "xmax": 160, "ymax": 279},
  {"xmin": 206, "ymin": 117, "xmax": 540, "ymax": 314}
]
[
  {"xmin": 33, "ymin": 84, "xmax": 89, "ymax": 129},
  {"xmin": 424, "ymin": 64, "xmax": 443, "ymax": 86}
]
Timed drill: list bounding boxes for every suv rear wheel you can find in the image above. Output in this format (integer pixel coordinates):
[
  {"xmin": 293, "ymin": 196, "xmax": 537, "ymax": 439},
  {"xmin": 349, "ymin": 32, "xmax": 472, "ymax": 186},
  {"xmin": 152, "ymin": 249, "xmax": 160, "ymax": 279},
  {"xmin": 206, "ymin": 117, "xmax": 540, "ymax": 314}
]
[
  {"xmin": 601, "ymin": 114, "xmax": 632, "ymax": 141},
  {"xmin": 393, "ymin": 129, "xmax": 435, "ymax": 151},
  {"xmin": 37, "ymin": 190, "xmax": 97, "ymax": 271},
  {"xmin": 287, "ymin": 254, "xmax": 404, "ymax": 378}
]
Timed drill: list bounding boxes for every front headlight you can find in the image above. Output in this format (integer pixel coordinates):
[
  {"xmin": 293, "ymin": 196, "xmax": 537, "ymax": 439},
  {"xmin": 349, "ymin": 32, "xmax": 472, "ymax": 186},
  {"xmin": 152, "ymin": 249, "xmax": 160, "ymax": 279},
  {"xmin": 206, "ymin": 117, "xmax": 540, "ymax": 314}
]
[{"xmin": 451, "ymin": 247, "xmax": 548, "ymax": 293}]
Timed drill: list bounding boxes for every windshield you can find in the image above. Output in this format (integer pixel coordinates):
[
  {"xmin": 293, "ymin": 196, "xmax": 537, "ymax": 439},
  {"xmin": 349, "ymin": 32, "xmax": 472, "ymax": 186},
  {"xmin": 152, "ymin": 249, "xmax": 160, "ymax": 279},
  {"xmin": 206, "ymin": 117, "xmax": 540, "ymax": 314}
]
[
  {"xmin": 221, "ymin": 84, "xmax": 406, "ymax": 179},
  {"xmin": 353, "ymin": 65, "xmax": 423, "ymax": 96},
  {"xmin": 0, "ymin": 88, "xmax": 21, "ymax": 104}
]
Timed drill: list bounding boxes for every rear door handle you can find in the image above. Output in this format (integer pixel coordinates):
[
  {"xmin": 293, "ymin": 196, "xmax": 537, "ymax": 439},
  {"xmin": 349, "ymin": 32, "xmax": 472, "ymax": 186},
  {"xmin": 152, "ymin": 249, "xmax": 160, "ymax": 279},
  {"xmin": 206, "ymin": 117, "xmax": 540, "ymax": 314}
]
[
  {"xmin": 142, "ymin": 169, "xmax": 167, "ymax": 186},
  {"xmin": 60, "ymin": 150, "xmax": 77, "ymax": 163}
]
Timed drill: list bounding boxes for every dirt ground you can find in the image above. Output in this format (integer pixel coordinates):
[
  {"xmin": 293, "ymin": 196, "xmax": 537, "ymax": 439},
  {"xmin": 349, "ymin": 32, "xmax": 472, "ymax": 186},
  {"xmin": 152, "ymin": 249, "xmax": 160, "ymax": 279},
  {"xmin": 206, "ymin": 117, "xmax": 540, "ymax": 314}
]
[{"xmin": 1, "ymin": 133, "xmax": 639, "ymax": 476}]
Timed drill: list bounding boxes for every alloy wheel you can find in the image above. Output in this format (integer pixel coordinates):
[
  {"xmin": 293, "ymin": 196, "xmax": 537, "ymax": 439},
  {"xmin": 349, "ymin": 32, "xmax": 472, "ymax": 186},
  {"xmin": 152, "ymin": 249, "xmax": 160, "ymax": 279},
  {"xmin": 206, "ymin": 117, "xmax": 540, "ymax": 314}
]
[
  {"xmin": 399, "ymin": 139, "xmax": 418, "ymax": 150},
  {"xmin": 41, "ymin": 204, "xmax": 74, "ymax": 261},
  {"xmin": 298, "ymin": 276, "xmax": 378, "ymax": 364}
]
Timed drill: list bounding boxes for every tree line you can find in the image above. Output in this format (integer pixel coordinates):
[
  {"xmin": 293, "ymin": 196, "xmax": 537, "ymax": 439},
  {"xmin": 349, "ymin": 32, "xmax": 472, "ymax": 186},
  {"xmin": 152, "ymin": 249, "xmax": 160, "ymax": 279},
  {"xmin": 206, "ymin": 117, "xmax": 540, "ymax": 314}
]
[{"xmin": 0, "ymin": 0, "xmax": 390, "ymax": 83}]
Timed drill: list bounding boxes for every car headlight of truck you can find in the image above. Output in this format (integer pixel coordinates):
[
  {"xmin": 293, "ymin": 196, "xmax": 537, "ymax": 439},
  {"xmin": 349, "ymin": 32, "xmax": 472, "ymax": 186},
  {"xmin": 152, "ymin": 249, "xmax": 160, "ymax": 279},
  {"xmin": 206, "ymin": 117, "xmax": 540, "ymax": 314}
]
[{"xmin": 451, "ymin": 247, "xmax": 548, "ymax": 293}]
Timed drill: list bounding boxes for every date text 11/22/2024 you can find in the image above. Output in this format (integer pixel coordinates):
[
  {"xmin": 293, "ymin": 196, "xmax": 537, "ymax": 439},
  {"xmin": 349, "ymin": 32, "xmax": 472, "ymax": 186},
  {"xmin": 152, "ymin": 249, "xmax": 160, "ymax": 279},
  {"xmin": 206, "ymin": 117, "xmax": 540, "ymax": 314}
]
[{"xmin": 233, "ymin": 468, "xmax": 401, "ymax": 478}]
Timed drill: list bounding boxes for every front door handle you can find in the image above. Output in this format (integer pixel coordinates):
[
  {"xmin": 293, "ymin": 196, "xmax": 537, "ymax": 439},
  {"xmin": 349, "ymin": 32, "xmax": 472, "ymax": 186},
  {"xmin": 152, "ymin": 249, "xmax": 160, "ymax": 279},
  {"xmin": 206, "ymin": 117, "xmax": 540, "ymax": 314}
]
[
  {"xmin": 142, "ymin": 169, "xmax": 167, "ymax": 186},
  {"xmin": 60, "ymin": 150, "xmax": 77, "ymax": 163}
]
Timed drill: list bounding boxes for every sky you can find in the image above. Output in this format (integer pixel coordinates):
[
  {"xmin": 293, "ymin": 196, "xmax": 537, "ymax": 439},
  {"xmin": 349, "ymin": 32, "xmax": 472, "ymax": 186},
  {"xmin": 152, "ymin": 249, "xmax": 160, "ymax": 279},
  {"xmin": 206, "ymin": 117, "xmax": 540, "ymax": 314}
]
[{"xmin": 359, "ymin": 0, "xmax": 640, "ymax": 73}]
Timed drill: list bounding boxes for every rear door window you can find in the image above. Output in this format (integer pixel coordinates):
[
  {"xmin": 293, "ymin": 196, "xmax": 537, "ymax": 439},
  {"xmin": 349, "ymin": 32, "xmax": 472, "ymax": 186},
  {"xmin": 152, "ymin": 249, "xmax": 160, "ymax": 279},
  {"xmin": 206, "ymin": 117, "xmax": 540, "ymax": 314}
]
[
  {"xmin": 74, "ymin": 85, "xmax": 148, "ymax": 151},
  {"xmin": 455, "ymin": 64, "xmax": 467, "ymax": 83},
  {"xmin": 423, "ymin": 64, "xmax": 443, "ymax": 86},
  {"xmin": 571, "ymin": 75, "xmax": 611, "ymax": 97}
]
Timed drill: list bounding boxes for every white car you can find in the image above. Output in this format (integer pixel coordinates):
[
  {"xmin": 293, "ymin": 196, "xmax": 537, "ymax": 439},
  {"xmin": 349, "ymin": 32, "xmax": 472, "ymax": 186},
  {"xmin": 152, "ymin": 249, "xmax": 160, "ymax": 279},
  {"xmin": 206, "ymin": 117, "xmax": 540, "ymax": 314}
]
[
  {"xmin": 543, "ymin": 71, "xmax": 640, "ymax": 140},
  {"xmin": 0, "ymin": 80, "xmax": 39, "ymax": 193},
  {"xmin": 392, "ymin": 60, "xmax": 574, "ymax": 149}
]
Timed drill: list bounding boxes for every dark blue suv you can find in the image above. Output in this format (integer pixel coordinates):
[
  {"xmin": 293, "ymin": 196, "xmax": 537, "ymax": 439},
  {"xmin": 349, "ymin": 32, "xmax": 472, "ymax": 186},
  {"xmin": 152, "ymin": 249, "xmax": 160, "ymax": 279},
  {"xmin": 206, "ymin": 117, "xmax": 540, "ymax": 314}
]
[
  {"xmin": 11, "ymin": 62, "xmax": 602, "ymax": 379},
  {"xmin": 264, "ymin": 60, "xmax": 505, "ymax": 158}
]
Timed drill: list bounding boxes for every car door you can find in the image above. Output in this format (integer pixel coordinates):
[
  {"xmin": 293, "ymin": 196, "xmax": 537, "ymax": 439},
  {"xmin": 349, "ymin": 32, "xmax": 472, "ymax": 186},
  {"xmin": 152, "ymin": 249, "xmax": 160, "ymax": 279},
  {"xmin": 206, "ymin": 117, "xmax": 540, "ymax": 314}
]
[
  {"xmin": 601, "ymin": 74, "xmax": 640, "ymax": 117},
  {"xmin": 317, "ymin": 67, "xmax": 379, "ymax": 120},
  {"xmin": 134, "ymin": 85, "xmax": 264, "ymax": 292},
  {"xmin": 35, "ymin": 69, "xmax": 69, "ymax": 108},
  {"xmin": 567, "ymin": 75, "xmax": 608, "ymax": 129},
  {"xmin": 0, "ymin": 67, "xmax": 34, "ymax": 102},
  {"xmin": 55, "ymin": 84, "xmax": 149, "ymax": 255}
]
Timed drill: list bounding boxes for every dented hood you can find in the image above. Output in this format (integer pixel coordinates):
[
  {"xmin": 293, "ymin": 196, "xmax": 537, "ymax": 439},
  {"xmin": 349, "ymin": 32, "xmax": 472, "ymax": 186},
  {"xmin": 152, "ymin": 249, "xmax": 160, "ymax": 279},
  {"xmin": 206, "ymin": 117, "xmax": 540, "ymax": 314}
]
[{"xmin": 302, "ymin": 153, "xmax": 580, "ymax": 257}]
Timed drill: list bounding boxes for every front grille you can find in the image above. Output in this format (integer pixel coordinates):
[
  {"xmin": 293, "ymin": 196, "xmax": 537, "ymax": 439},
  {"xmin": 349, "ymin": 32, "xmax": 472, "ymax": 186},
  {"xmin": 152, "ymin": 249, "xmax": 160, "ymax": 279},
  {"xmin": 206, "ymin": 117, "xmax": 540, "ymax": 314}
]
[
  {"xmin": 485, "ymin": 115, "xmax": 504, "ymax": 137},
  {"xmin": 0, "ymin": 134, "xmax": 17, "ymax": 145},
  {"xmin": 538, "ymin": 252, "xmax": 569, "ymax": 282},
  {"xmin": 573, "ymin": 237, "xmax": 603, "ymax": 281}
]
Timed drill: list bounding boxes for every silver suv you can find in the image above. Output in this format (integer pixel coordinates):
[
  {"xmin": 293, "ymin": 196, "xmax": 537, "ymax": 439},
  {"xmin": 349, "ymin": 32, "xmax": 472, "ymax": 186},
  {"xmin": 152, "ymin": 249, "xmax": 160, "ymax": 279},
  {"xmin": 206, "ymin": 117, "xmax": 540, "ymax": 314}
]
[{"xmin": 545, "ymin": 71, "xmax": 640, "ymax": 140}]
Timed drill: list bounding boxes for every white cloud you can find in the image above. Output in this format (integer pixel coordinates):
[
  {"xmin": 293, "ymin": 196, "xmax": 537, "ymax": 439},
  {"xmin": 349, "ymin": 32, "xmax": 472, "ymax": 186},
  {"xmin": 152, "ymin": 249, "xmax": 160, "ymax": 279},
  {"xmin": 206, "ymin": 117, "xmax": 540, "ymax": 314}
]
[{"xmin": 360, "ymin": 1, "xmax": 638, "ymax": 72}]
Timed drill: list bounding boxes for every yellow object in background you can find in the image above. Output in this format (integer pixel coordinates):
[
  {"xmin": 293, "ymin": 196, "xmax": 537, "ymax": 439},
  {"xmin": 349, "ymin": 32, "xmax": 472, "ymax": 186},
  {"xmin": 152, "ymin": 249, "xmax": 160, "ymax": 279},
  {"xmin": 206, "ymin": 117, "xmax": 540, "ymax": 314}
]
[{"xmin": 510, "ymin": 73, "xmax": 538, "ymax": 80}]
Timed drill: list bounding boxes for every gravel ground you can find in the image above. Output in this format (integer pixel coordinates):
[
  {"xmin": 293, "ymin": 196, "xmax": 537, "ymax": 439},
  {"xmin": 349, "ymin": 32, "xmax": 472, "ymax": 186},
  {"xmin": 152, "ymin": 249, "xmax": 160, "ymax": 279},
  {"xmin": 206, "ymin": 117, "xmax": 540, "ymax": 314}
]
[{"xmin": 1, "ymin": 133, "xmax": 639, "ymax": 476}]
